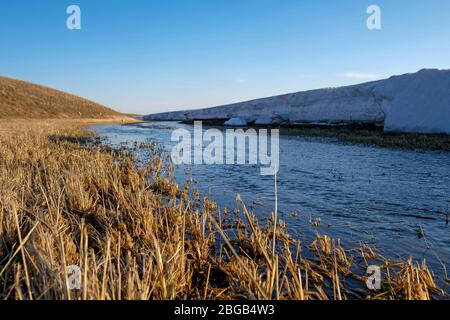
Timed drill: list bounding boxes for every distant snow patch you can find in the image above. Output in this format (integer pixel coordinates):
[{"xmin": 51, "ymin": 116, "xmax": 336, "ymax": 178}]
[{"xmin": 224, "ymin": 118, "xmax": 247, "ymax": 126}]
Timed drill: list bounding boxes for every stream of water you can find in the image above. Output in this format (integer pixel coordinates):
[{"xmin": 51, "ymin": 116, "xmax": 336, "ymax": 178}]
[{"xmin": 93, "ymin": 121, "xmax": 450, "ymax": 283}]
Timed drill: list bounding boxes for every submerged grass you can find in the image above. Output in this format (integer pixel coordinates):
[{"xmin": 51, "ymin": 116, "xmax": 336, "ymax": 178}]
[{"xmin": 0, "ymin": 120, "xmax": 447, "ymax": 300}]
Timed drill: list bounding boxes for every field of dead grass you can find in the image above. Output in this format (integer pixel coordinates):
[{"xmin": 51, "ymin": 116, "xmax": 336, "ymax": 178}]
[{"xmin": 0, "ymin": 120, "xmax": 447, "ymax": 300}]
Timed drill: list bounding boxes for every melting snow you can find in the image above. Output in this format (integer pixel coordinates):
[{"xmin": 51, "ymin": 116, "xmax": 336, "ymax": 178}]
[{"xmin": 144, "ymin": 69, "xmax": 450, "ymax": 134}]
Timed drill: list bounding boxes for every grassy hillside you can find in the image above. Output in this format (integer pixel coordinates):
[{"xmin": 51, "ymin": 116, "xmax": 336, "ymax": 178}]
[{"xmin": 0, "ymin": 76, "xmax": 123, "ymax": 119}]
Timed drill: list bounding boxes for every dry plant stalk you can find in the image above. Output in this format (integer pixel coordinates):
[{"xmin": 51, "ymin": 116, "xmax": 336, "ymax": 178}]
[{"xmin": 0, "ymin": 120, "xmax": 447, "ymax": 300}]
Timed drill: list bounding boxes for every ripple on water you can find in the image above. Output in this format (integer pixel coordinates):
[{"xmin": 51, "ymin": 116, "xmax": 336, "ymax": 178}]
[{"xmin": 93, "ymin": 122, "xmax": 450, "ymax": 277}]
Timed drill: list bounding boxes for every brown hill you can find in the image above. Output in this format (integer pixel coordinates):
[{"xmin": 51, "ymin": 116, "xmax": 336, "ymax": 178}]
[{"xmin": 0, "ymin": 76, "xmax": 123, "ymax": 119}]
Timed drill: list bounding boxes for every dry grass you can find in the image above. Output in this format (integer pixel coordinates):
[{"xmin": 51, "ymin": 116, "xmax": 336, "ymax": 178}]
[
  {"xmin": 282, "ymin": 125, "xmax": 450, "ymax": 151},
  {"xmin": 181, "ymin": 120, "xmax": 450, "ymax": 151},
  {"xmin": 0, "ymin": 76, "xmax": 128, "ymax": 120},
  {"xmin": 0, "ymin": 120, "xmax": 447, "ymax": 300}
]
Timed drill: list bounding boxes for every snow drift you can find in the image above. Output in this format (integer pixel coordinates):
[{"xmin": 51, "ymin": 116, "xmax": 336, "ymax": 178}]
[{"xmin": 144, "ymin": 69, "xmax": 450, "ymax": 134}]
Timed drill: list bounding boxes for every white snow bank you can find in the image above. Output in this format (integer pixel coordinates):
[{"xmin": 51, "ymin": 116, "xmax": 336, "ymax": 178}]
[
  {"xmin": 224, "ymin": 117, "xmax": 247, "ymax": 126},
  {"xmin": 144, "ymin": 69, "xmax": 450, "ymax": 134},
  {"xmin": 374, "ymin": 69, "xmax": 450, "ymax": 134}
]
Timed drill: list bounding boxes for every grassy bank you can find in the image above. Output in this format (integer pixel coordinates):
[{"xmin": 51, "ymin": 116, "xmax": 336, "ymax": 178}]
[
  {"xmin": 0, "ymin": 120, "xmax": 447, "ymax": 300},
  {"xmin": 180, "ymin": 119, "xmax": 450, "ymax": 151},
  {"xmin": 0, "ymin": 76, "xmax": 123, "ymax": 119},
  {"xmin": 282, "ymin": 125, "xmax": 450, "ymax": 151}
]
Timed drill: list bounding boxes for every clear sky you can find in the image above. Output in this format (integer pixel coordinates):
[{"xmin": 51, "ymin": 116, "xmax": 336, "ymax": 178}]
[{"xmin": 1, "ymin": 0, "xmax": 449, "ymax": 114}]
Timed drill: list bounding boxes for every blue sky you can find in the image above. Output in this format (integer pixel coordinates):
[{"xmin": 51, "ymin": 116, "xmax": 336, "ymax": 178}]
[{"xmin": 1, "ymin": 0, "xmax": 449, "ymax": 114}]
